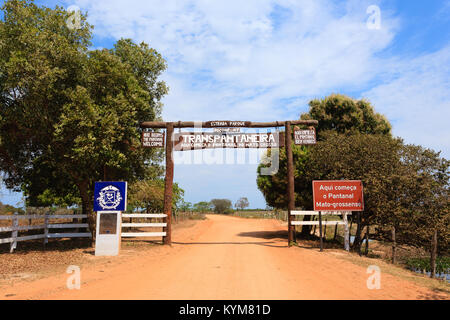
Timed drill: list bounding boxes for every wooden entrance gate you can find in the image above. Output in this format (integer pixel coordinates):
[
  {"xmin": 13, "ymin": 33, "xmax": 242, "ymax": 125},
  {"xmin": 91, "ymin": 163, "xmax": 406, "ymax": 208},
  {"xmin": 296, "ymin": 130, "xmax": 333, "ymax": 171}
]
[{"xmin": 140, "ymin": 120, "xmax": 318, "ymax": 246}]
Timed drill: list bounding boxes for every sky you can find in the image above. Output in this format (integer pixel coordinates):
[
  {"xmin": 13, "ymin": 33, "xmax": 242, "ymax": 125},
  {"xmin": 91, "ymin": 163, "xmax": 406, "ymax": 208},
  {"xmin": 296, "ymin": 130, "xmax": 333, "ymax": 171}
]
[{"xmin": 1, "ymin": 0, "xmax": 449, "ymax": 209}]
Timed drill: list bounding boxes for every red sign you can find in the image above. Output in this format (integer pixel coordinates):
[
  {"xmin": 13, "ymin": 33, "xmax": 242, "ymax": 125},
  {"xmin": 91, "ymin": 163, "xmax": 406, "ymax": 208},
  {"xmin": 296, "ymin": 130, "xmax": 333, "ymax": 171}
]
[{"xmin": 313, "ymin": 180, "xmax": 364, "ymax": 211}]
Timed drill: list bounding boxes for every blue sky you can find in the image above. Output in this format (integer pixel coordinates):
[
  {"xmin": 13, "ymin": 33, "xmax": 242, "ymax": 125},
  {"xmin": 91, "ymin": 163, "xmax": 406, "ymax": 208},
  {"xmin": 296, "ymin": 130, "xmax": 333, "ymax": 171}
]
[{"xmin": 1, "ymin": 0, "xmax": 449, "ymax": 209}]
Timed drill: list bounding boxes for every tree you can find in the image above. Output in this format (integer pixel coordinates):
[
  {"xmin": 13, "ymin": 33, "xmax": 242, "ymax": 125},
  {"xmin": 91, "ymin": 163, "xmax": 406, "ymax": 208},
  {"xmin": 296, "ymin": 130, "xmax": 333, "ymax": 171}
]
[
  {"xmin": 257, "ymin": 94, "xmax": 392, "ymax": 236},
  {"xmin": 386, "ymin": 145, "xmax": 449, "ymax": 275},
  {"xmin": 178, "ymin": 200, "xmax": 192, "ymax": 212},
  {"xmin": 235, "ymin": 197, "xmax": 249, "ymax": 210},
  {"xmin": 0, "ymin": 1, "xmax": 168, "ymax": 234},
  {"xmin": 128, "ymin": 179, "xmax": 184, "ymax": 213},
  {"xmin": 305, "ymin": 132, "xmax": 404, "ymax": 252},
  {"xmin": 302, "ymin": 132, "xmax": 449, "ymax": 263},
  {"xmin": 210, "ymin": 199, "xmax": 233, "ymax": 214},
  {"xmin": 300, "ymin": 94, "xmax": 391, "ymax": 137},
  {"xmin": 193, "ymin": 201, "xmax": 213, "ymax": 213}
]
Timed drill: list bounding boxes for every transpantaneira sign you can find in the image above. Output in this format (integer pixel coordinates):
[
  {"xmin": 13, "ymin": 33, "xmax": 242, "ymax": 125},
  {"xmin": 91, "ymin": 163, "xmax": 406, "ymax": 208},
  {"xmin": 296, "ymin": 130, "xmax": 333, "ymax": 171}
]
[
  {"xmin": 312, "ymin": 180, "xmax": 364, "ymax": 211},
  {"xmin": 294, "ymin": 127, "xmax": 316, "ymax": 145},
  {"xmin": 142, "ymin": 131, "xmax": 165, "ymax": 148},
  {"xmin": 173, "ymin": 132, "xmax": 285, "ymax": 151}
]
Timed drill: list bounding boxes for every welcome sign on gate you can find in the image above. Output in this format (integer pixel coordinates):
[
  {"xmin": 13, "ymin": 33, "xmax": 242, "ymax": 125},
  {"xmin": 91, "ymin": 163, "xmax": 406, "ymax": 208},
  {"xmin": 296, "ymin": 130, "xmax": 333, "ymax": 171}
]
[{"xmin": 312, "ymin": 180, "xmax": 364, "ymax": 211}]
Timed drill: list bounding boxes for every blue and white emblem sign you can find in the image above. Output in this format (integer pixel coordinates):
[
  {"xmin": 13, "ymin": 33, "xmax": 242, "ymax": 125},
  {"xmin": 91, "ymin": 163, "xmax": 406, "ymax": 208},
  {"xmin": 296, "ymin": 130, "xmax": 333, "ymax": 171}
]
[{"xmin": 94, "ymin": 182, "xmax": 127, "ymax": 212}]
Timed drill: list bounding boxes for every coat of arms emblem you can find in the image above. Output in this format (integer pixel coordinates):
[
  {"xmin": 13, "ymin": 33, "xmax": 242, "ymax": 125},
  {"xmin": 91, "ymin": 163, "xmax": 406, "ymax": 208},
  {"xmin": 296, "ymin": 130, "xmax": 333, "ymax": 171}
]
[{"xmin": 96, "ymin": 185, "xmax": 123, "ymax": 210}]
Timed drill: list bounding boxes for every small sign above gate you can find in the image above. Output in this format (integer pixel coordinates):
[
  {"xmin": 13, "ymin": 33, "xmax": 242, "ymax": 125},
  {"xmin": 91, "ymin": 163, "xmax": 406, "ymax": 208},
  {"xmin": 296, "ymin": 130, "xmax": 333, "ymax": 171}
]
[
  {"xmin": 204, "ymin": 121, "xmax": 250, "ymax": 128},
  {"xmin": 142, "ymin": 131, "xmax": 165, "ymax": 148},
  {"xmin": 294, "ymin": 127, "xmax": 316, "ymax": 145},
  {"xmin": 213, "ymin": 127, "xmax": 241, "ymax": 133}
]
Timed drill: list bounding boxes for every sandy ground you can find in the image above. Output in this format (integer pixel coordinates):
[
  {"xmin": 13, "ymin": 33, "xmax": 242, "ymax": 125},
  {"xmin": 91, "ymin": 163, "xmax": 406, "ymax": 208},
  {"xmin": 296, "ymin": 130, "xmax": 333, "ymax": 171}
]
[{"xmin": 0, "ymin": 214, "xmax": 448, "ymax": 300}]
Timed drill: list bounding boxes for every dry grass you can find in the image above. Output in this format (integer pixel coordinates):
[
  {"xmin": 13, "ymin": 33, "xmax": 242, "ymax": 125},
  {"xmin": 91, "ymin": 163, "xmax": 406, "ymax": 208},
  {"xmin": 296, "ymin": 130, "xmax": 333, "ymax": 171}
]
[
  {"xmin": 294, "ymin": 234, "xmax": 450, "ymax": 295},
  {"xmin": 334, "ymin": 249, "xmax": 450, "ymax": 295}
]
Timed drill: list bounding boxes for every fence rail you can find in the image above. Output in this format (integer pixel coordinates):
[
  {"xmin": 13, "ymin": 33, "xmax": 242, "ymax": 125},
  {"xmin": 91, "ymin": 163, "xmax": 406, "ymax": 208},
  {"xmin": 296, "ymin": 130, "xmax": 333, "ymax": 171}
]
[
  {"xmin": 291, "ymin": 221, "xmax": 345, "ymax": 226},
  {"xmin": 0, "ymin": 213, "xmax": 91, "ymax": 253},
  {"xmin": 121, "ymin": 213, "xmax": 168, "ymax": 239},
  {"xmin": 290, "ymin": 210, "xmax": 351, "ymax": 251}
]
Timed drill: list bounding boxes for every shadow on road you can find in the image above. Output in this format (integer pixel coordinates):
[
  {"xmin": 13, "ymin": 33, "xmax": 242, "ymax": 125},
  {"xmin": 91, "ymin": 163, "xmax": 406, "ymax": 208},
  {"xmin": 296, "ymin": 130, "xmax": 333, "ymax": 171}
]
[
  {"xmin": 173, "ymin": 241, "xmax": 287, "ymax": 248},
  {"xmin": 237, "ymin": 230, "xmax": 287, "ymax": 240},
  {"xmin": 172, "ymin": 230, "xmax": 289, "ymax": 248}
]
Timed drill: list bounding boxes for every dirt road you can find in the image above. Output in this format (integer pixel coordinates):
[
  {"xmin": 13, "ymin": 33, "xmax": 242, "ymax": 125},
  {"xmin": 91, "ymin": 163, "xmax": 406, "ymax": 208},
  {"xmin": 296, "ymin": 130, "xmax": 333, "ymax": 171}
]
[{"xmin": 1, "ymin": 215, "xmax": 447, "ymax": 300}]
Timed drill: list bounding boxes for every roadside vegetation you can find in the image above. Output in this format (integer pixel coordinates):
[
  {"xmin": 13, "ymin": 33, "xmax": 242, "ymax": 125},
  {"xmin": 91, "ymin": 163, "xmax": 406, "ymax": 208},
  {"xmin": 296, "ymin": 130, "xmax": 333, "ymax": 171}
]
[{"xmin": 257, "ymin": 94, "xmax": 449, "ymax": 279}]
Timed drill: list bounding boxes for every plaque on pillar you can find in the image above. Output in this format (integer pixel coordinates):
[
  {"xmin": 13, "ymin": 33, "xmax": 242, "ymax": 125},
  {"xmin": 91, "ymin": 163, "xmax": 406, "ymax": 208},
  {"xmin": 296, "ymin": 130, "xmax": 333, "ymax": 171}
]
[{"xmin": 93, "ymin": 182, "xmax": 127, "ymax": 256}]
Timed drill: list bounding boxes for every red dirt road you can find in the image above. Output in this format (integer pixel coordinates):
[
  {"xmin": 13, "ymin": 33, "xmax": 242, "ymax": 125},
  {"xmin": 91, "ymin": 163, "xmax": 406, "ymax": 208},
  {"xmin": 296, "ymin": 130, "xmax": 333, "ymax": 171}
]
[{"xmin": 1, "ymin": 215, "xmax": 448, "ymax": 300}]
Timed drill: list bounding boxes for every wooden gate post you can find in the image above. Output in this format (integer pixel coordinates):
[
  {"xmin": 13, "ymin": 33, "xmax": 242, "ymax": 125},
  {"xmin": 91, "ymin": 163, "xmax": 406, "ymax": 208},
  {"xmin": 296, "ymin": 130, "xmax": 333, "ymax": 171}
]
[
  {"xmin": 285, "ymin": 121, "xmax": 295, "ymax": 246},
  {"xmin": 163, "ymin": 123, "xmax": 174, "ymax": 245}
]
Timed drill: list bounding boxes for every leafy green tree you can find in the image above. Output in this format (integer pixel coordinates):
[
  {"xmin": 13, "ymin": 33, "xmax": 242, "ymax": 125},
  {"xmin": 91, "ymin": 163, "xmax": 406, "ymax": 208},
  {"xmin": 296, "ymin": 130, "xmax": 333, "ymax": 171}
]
[
  {"xmin": 210, "ymin": 199, "xmax": 233, "ymax": 214},
  {"xmin": 235, "ymin": 197, "xmax": 249, "ymax": 210},
  {"xmin": 193, "ymin": 201, "xmax": 213, "ymax": 213},
  {"xmin": 0, "ymin": 0, "xmax": 92, "ymax": 190},
  {"xmin": 382, "ymin": 145, "xmax": 449, "ymax": 273},
  {"xmin": 300, "ymin": 94, "xmax": 391, "ymax": 136},
  {"xmin": 0, "ymin": 1, "xmax": 168, "ymax": 233},
  {"xmin": 128, "ymin": 179, "xmax": 184, "ymax": 213},
  {"xmin": 257, "ymin": 94, "xmax": 392, "ymax": 237},
  {"xmin": 305, "ymin": 132, "xmax": 404, "ymax": 251},
  {"xmin": 178, "ymin": 200, "xmax": 192, "ymax": 212}
]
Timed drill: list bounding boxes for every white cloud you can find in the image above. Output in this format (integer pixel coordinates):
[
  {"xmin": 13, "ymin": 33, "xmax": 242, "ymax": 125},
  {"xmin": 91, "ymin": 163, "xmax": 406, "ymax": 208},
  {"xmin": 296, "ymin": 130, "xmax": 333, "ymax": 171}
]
[
  {"xmin": 69, "ymin": 0, "xmax": 397, "ymax": 120},
  {"xmin": 363, "ymin": 46, "xmax": 450, "ymax": 158}
]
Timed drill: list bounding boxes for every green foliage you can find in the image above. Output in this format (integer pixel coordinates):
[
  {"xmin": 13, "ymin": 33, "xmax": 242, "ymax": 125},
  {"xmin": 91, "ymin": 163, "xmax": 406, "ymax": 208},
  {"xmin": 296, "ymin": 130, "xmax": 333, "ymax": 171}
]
[
  {"xmin": 235, "ymin": 197, "xmax": 249, "ymax": 210},
  {"xmin": 178, "ymin": 200, "xmax": 193, "ymax": 212},
  {"xmin": 210, "ymin": 199, "xmax": 233, "ymax": 214},
  {"xmin": 306, "ymin": 131, "xmax": 404, "ymax": 226},
  {"xmin": 300, "ymin": 94, "xmax": 391, "ymax": 136},
  {"xmin": 406, "ymin": 257, "xmax": 450, "ymax": 275},
  {"xmin": 257, "ymin": 94, "xmax": 392, "ymax": 210},
  {"xmin": 193, "ymin": 201, "xmax": 213, "ymax": 213},
  {"xmin": 128, "ymin": 179, "xmax": 184, "ymax": 213},
  {"xmin": 0, "ymin": 1, "xmax": 168, "ymax": 217}
]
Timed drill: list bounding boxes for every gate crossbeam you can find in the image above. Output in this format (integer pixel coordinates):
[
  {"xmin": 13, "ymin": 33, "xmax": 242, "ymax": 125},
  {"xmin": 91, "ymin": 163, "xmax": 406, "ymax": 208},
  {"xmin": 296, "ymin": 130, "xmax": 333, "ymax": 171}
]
[{"xmin": 141, "ymin": 120, "xmax": 318, "ymax": 129}]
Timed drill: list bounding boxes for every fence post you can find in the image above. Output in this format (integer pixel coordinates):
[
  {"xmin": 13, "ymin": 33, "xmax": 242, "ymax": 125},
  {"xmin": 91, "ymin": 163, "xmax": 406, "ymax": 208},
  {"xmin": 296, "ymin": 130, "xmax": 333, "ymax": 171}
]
[
  {"xmin": 10, "ymin": 212, "xmax": 19, "ymax": 253},
  {"xmin": 343, "ymin": 212, "xmax": 350, "ymax": 251},
  {"xmin": 43, "ymin": 212, "xmax": 49, "ymax": 248},
  {"xmin": 333, "ymin": 222, "xmax": 338, "ymax": 241},
  {"xmin": 318, "ymin": 211, "xmax": 323, "ymax": 252}
]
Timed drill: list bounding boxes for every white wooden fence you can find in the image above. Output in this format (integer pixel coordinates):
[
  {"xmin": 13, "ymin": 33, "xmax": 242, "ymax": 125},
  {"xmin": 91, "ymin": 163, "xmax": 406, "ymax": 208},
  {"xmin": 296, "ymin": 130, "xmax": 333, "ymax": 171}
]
[
  {"xmin": 0, "ymin": 213, "xmax": 91, "ymax": 253},
  {"xmin": 122, "ymin": 213, "xmax": 167, "ymax": 239},
  {"xmin": 290, "ymin": 210, "xmax": 352, "ymax": 251}
]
